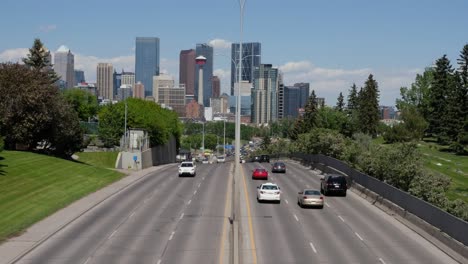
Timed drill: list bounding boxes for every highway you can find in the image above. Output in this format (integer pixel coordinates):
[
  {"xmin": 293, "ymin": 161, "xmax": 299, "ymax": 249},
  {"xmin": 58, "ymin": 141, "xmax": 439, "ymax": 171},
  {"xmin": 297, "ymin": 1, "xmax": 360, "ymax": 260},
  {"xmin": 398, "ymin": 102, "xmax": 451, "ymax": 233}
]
[
  {"xmin": 15, "ymin": 162, "xmax": 232, "ymax": 264},
  {"xmin": 11, "ymin": 159, "xmax": 461, "ymax": 264},
  {"xmin": 241, "ymin": 160, "xmax": 459, "ymax": 264}
]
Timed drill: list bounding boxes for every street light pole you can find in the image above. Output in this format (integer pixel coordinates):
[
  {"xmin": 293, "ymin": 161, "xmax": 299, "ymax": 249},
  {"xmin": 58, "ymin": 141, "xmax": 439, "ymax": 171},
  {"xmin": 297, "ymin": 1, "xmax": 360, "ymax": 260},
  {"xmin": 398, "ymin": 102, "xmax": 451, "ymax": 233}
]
[
  {"xmin": 124, "ymin": 100, "xmax": 127, "ymax": 151},
  {"xmin": 223, "ymin": 119, "xmax": 226, "ymax": 156}
]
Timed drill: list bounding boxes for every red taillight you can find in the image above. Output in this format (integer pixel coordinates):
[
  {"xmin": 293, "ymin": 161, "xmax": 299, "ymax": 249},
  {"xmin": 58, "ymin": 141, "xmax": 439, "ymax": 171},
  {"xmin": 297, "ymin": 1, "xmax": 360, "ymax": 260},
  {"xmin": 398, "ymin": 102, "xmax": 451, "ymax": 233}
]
[
  {"xmin": 303, "ymin": 196, "xmax": 308, "ymax": 199},
  {"xmin": 320, "ymin": 197, "xmax": 323, "ymax": 200}
]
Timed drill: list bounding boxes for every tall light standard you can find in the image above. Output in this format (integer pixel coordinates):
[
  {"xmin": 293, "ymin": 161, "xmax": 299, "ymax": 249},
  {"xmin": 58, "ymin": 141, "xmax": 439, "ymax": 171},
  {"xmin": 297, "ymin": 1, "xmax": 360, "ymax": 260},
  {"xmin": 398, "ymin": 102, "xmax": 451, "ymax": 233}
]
[
  {"xmin": 223, "ymin": 119, "xmax": 226, "ymax": 156},
  {"xmin": 233, "ymin": 1, "xmax": 246, "ymax": 264}
]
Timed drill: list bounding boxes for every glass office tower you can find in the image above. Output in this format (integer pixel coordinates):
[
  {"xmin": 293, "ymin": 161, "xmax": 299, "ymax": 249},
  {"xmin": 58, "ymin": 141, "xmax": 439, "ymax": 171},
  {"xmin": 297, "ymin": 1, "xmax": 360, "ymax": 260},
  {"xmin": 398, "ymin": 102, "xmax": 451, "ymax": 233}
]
[
  {"xmin": 231, "ymin": 42, "xmax": 261, "ymax": 96},
  {"xmin": 135, "ymin": 37, "xmax": 160, "ymax": 97}
]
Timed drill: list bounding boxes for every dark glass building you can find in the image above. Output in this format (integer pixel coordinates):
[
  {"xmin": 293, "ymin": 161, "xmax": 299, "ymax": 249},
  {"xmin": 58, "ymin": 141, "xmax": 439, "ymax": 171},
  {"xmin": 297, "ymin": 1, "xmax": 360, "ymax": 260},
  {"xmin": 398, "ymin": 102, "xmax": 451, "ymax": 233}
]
[
  {"xmin": 113, "ymin": 70, "xmax": 122, "ymax": 97},
  {"xmin": 231, "ymin": 42, "xmax": 261, "ymax": 96},
  {"xmin": 195, "ymin": 43, "xmax": 213, "ymax": 107},
  {"xmin": 74, "ymin": 70, "xmax": 85, "ymax": 85},
  {"xmin": 283, "ymin": 83, "xmax": 310, "ymax": 118},
  {"xmin": 135, "ymin": 37, "xmax": 160, "ymax": 97},
  {"xmin": 179, "ymin": 49, "xmax": 196, "ymax": 95}
]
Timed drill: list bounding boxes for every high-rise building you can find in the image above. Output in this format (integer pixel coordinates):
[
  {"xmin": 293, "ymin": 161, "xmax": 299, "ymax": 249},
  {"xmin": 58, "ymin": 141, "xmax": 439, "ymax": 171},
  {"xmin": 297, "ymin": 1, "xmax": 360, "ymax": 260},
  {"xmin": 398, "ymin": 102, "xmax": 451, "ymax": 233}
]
[
  {"xmin": 113, "ymin": 70, "xmax": 122, "ymax": 98},
  {"xmin": 252, "ymin": 64, "xmax": 279, "ymax": 125},
  {"xmin": 54, "ymin": 45, "xmax": 75, "ymax": 89},
  {"xmin": 153, "ymin": 74, "xmax": 175, "ymax": 103},
  {"xmin": 195, "ymin": 43, "xmax": 213, "ymax": 107},
  {"xmin": 135, "ymin": 37, "xmax": 160, "ymax": 97},
  {"xmin": 179, "ymin": 49, "xmax": 195, "ymax": 96},
  {"xmin": 231, "ymin": 42, "xmax": 261, "ymax": 96},
  {"xmin": 212, "ymin": 76, "xmax": 220, "ymax": 98},
  {"xmin": 133, "ymin": 81, "xmax": 144, "ymax": 99},
  {"xmin": 277, "ymin": 73, "xmax": 285, "ymax": 119},
  {"xmin": 96, "ymin": 63, "xmax": 114, "ymax": 100},
  {"xmin": 74, "ymin": 70, "xmax": 85, "ymax": 85},
  {"xmin": 282, "ymin": 82, "xmax": 310, "ymax": 118},
  {"xmin": 121, "ymin": 72, "xmax": 135, "ymax": 87},
  {"xmin": 294, "ymin": 83, "xmax": 310, "ymax": 108},
  {"xmin": 117, "ymin": 85, "xmax": 132, "ymax": 101},
  {"xmin": 157, "ymin": 84, "xmax": 186, "ymax": 117}
]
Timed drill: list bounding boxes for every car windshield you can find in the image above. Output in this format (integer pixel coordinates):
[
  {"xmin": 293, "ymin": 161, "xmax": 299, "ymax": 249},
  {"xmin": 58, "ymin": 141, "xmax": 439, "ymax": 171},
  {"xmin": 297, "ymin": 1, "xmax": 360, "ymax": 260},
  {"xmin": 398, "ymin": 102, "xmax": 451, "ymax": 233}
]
[
  {"xmin": 217, "ymin": 156, "xmax": 224, "ymax": 159},
  {"xmin": 262, "ymin": 185, "xmax": 278, "ymax": 190},
  {"xmin": 304, "ymin": 190, "xmax": 320, "ymax": 195},
  {"xmin": 274, "ymin": 163, "xmax": 284, "ymax": 166},
  {"xmin": 329, "ymin": 176, "xmax": 346, "ymax": 183},
  {"xmin": 181, "ymin": 163, "xmax": 193, "ymax": 167}
]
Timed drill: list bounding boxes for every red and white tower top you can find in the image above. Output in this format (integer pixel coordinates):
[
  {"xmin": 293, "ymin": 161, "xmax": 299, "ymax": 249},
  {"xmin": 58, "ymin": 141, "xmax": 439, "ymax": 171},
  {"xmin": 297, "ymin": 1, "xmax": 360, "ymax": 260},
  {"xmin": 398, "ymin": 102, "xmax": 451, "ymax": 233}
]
[{"xmin": 195, "ymin": 55, "xmax": 207, "ymax": 65}]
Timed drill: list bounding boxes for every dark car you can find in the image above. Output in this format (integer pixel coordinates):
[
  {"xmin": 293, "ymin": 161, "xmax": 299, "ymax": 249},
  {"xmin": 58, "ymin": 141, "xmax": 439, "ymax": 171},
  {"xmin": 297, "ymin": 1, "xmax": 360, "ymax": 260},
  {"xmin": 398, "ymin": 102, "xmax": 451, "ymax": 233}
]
[
  {"xmin": 272, "ymin": 162, "xmax": 286, "ymax": 173},
  {"xmin": 259, "ymin": 154, "xmax": 270, "ymax": 163},
  {"xmin": 252, "ymin": 156, "xmax": 261, "ymax": 162},
  {"xmin": 320, "ymin": 174, "xmax": 347, "ymax": 196}
]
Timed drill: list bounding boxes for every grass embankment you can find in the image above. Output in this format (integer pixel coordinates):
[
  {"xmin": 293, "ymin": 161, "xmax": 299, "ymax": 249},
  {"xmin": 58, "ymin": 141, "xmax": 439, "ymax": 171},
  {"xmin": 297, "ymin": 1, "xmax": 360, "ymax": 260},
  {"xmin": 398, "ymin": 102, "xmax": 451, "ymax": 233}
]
[
  {"xmin": 75, "ymin": 151, "xmax": 119, "ymax": 168},
  {"xmin": 417, "ymin": 142, "xmax": 468, "ymax": 202},
  {"xmin": 0, "ymin": 151, "xmax": 123, "ymax": 242}
]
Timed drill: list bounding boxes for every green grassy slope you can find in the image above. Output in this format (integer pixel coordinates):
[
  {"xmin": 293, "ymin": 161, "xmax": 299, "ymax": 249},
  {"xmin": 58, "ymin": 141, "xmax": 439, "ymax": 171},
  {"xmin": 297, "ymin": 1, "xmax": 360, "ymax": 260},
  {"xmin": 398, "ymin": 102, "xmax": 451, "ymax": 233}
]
[{"xmin": 0, "ymin": 151, "xmax": 123, "ymax": 242}]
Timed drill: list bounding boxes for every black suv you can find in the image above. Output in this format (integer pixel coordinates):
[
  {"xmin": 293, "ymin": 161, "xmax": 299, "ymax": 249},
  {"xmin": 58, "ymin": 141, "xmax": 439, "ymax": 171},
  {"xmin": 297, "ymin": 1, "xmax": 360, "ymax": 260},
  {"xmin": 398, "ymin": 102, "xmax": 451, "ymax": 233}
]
[
  {"xmin": 259, "ymin": 155, "xmax": 270, "ymax": 163},
  {"xmin": 320, "ymin": 174, "xmax": 347, "ymax": 196}
]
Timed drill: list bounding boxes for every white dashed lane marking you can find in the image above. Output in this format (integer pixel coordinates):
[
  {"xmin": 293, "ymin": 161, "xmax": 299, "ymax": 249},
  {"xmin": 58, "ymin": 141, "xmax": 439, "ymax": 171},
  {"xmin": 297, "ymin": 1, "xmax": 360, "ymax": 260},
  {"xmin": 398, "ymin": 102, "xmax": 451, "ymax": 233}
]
[
  {"xmin": 169, "ymin": 231, "xmax": 175, "ymax": 240},
  {"xmin": 179, "ymin": 213, "xmax": 184, "ymax": 220},
  {"xmin": 188, "ymin": 200, "xmax": 192, "ymax": 205},
  {"xmin": 285, "ymin": 199, "xmax": 289, "ymax": 204},
  {"xmin": 355, "ymin": 232, "xmax": 364, "ymax": 241},
  {"xmin": 379, "ymin": 258, "xmax": 387, "ymax": 264},
  {"xmin": 309, "ymin": 242, "xmax": 317, "ymax": 253},
  {"xmin": 294, "ymin": 214, "xmax": 299, "ymax": 222},
  {"xmin": 338, "ymin": 215, "xmax": 345, "ymax": 222}
]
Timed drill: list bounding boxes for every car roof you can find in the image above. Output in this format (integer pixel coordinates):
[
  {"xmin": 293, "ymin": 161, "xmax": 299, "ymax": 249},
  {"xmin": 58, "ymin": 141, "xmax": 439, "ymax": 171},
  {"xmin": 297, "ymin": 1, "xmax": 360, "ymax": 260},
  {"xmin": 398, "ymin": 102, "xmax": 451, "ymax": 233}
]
[{"xmin": 261, "ymin": 182, "xmax": 278, "ymax": 186}]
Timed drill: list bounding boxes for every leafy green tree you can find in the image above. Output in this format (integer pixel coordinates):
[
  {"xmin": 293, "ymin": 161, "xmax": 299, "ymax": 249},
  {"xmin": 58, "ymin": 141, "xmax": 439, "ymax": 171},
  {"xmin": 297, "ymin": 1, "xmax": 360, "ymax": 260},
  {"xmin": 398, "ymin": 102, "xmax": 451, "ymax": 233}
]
[
  {"xmin": 98, "ymin": 98, "xmax": 182, "ymax": 148},
  {"xmin": 357, "ymin": 74, "xmax": 380, "ymax": 137},
  {"xmin": 62, "ymin": 88, "xmax": 98, "ymax": 121},
  {"xmin": 396, "ymin": 68, "xmax": 433, "ymax": 119},
  {"xmin": 22, "ymin": 38, "xmax": 59, "ymax": 83},
  {"xmin": 409, "ymin": 171, "xmax": 451, "ymax": 209},
  {"xmin": 260, "ymin": 134, "xmax": 271, "ymax": 150},
  {"xmin": 454, "ymin": 44, "xmax": 468, "ymax": 153},
  {"xmin": 315, "ymin": 106, "xmax": 348, "ymax": 133},
  {"xmin": 335, "ymin": 92, "xmax": 345, "ymax": 112},
  {"xmin": 303, "ymin": 90, "xmax": 319, "ymax": 131}
]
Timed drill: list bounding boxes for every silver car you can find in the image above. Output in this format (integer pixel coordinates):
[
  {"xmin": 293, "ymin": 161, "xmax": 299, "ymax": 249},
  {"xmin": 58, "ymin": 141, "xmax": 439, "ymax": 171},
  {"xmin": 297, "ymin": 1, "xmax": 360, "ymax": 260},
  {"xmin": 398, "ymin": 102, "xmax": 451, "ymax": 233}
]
[{"xmin": 297, "ymin": 189, "xmax": 324, "ymax": 208}]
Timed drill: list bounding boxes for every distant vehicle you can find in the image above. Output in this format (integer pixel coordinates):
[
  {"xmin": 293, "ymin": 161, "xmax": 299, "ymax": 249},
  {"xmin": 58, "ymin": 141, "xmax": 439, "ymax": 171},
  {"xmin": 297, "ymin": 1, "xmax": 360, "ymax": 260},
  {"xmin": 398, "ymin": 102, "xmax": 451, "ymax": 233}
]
[
  {"xmin": 202, "ymin": 158, "xmax": 209, "ymax": 164},
  {"xmin": 257, "ymin": 182, "xmax": 281, "ymax": 203},
  {"xmin": 272, "ymin": 162, "xmax": 286, "ymax": 173},
  {"xmin": 252, "ymin": 156, "xmax": 261, "ymax": 162},
  {"xmin": 320, "ymin": 174, "xmax": 347, "ymax": 196},
  {"xmin": 217, "ymin": 156, "xmax": 225, "ymax": 163},
  {"xmin": 297, "ymin": 189, "xmax": 324, "ymax": 208},
  {"xmin": 259, "ymin": 154, "xmax": 270, "ymax": 163},
  {"xmin": 252, "ymin": 168, "xmax": 268, "ymax": 180},
  {"xmin": 178, "ymin": 161, "xmax": 196, "ymax": 177}
]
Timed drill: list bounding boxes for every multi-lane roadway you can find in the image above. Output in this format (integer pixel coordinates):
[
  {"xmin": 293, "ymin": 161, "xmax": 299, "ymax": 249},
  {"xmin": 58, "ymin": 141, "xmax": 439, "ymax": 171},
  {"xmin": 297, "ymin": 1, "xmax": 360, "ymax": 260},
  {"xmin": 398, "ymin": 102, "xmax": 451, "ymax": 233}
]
[{"xmin": 8, "ymin": 159, "xmax": 460, "ymax": 264}]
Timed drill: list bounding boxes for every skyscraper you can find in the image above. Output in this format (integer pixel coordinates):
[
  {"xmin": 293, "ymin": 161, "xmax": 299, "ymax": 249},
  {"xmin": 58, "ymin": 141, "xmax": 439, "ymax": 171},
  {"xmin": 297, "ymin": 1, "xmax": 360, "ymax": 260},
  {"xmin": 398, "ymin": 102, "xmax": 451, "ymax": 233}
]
[
  {"xmin": 135, "ymin": 37, "xmax": 160, "ymax": 97},
  {"xmin": 113, "ymin": 70, "xmax": 122, "ymax": 98},
  {"xmin": 252, "ymin": 64, "xmax": 279, "ymax": 125},
  {"xmin": 97, "ymin": 63, "xmax": 114, "ymax": 100},
  {"xmin": 54, "ymin": 45, "xmax": 75, "ymax": 89},
  {"xmin": 212, "ymin": 76, "xmax": 220, "ymax": 98},
  {"xmin": 153, "ymin": 74, "xmax": 175, "ymax": 103},
  {"xmin": 294, "ymin": 82, "xmax": 310, "ymax": 109},
  {"xmin": 231, "ymin": 42, "xmax": 261, "ymax": 96},
  {"xmin": 179, "ymin": 49, "xmax": 195, "ymax": 96},
  {"xmin": 74, "ymin": 70, "xmax": 85, "ymax": 85},
  {"xmin": 195, "ymin": 43, "xmax": 213, "ymax": 107},
  {"xmin": 121, "ymin": 72, "xmax": 135, "ymax": 87},
  {"xmin": 133, "ymin": 82, "xmax": 144, "ymax": 99}
]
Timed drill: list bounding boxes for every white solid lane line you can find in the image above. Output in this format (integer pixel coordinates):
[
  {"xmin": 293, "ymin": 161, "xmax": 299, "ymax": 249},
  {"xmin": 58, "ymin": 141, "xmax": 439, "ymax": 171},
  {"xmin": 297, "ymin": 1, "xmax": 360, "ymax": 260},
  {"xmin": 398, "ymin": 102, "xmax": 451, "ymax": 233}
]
[
  {"xmin": 169, "ymin": 231, "xmax": 175, "ymax": 240},
  {"xmin": 338, "ymin": 215, "xmax": 345, "ymax": 222},
  {"xmin": 309, "ymin": 242, "xmax": 317, "ymax": 253},
  {"xmin": 108, "ymin": 229, "xmax": 118, "ymax": 239},
  {"xmin": 129, "ymin": 211, "xmax": 136, "ymax": 218},
  {"xmin": 294, "ymin": 214, "xmax": 299, "ymax": 222},
  {"xmin": 355, "ymin": 232, "xmax": 364, "ymax": 241}
]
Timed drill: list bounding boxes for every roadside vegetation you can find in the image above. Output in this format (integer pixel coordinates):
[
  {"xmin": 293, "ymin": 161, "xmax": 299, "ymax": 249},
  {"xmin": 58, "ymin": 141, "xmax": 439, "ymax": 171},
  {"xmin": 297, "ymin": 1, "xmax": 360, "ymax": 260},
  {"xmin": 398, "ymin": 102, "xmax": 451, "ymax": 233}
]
[
  {"xmin": 0, "ymin": 151, "xmax": 123, "ymax": 242},
  {"xmin": 260, "ymin": 44, "xmax": 468, "ymax": 221},
  {"xmin": 75, "ymin": 151, "xmax": 119, "ymax": 169}
]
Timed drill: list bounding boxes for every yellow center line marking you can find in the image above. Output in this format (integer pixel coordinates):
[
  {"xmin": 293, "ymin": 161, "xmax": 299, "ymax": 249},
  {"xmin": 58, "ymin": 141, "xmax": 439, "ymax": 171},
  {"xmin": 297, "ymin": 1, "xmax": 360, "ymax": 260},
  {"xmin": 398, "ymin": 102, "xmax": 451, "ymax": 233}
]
[
  {"xmin": 219, "ymin": 164, "xmax": 233, "ymax": 264},
  {"xmin": 241, "ymin": 166, "xmax": 258, "ymax": 264}
]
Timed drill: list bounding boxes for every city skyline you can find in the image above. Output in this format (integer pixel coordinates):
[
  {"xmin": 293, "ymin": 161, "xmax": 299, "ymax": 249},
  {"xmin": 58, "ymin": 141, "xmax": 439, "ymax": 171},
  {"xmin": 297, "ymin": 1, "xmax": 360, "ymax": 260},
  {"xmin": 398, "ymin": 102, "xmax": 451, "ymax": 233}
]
[{"xmin": 1, "ymin": 0, "xmax": 467, "ymax": 106}]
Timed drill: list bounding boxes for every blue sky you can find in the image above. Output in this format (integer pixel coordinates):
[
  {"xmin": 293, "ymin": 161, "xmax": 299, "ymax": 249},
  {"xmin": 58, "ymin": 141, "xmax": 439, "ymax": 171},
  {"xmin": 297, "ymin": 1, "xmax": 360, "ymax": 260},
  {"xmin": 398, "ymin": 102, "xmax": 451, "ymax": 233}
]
[{"xmin": 1, "ymin": 0, "xmax": 467, "ymax": 106}]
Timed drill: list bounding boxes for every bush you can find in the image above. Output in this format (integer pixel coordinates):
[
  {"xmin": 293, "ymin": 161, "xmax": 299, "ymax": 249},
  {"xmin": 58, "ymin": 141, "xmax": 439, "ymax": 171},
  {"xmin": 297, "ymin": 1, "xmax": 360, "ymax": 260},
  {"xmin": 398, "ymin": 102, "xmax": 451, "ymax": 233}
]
[
  {"xmin": 292, "ymin": 129, "xmax": 347, "ymax": 159},
  {"xmin": 409, "ymin": 171, "xmax": 451, "ymax": 209}
]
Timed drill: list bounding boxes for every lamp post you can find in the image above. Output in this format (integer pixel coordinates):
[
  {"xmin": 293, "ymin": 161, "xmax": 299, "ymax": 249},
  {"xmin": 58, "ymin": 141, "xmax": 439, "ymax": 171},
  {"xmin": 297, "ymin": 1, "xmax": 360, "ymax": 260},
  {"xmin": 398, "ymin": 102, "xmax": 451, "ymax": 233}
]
[
  {"xmin": 233, "ymin": 1, "xmax": 246, "ymax": 264},
  {"xmin": 223, "ymin": 119, "xmax": 226, "ymax": 156}
]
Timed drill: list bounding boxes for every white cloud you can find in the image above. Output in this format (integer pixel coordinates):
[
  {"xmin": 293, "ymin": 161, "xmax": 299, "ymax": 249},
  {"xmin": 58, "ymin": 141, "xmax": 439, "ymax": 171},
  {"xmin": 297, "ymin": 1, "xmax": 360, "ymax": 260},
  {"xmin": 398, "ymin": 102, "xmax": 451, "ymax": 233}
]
[
  {"xmin": 0, "ymin": 48, "xmax": 28, "ymax": 63},
  {"xmin": 39, "ymin": 24, "xmax": 57, "ymax": 33},
  {"xmin": 208, "ymin": 39, "xmax": 232, "ymax": 49}
]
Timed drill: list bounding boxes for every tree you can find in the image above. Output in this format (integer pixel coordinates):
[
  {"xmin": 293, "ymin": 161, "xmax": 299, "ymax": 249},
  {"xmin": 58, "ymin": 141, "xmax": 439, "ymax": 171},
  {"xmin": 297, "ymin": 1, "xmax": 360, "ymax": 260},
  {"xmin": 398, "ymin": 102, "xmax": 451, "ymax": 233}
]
[
  {"xmin": 357, "ymin": 74, "xmax": 380, "ymax": 137},
  {"xmin": 455, "ymin": 44, "xmax": 468, "ymax": 153},
  {"xmin": 260, "ymin": 134, "xmax": 271, "ymax": 150},
  {"xmin": 396, "ymin": 69, "xmax": 433, "ymax": 119},
  {"xmin": 303, "ymin": 90, "xmax": 319, "ymax": 132},
  {"xmin": 335, "ymin": 92, "xmax": 345, "ymax": 112},
  {"xmin": 347, "ymin": 83, "xmax": 359, "ymax": 111},
  {"xmin": 22, "ymin": 38, "xmax": 59, "ymax": 83},
  {"xmin": 428, "ymin": 55, "xmax": 455, "ymax": 144},
  {"xmin": 62, "ymin": 88, "xmax": 99, "ymax": 121},
  {"xmin": 0, "ymin": 63, "xmax": 82, "ymax": 156}
]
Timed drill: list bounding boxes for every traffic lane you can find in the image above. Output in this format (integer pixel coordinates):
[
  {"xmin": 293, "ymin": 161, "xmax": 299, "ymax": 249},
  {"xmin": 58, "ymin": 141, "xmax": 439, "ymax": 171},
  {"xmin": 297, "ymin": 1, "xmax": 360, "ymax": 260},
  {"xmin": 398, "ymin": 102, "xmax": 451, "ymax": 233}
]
[
  {"xmin": 16, "ymin": 165, "xmax": 180, "ymax": 264},
  {"xmin": 243, "ymin": 162, "xmax": 319, "ymax": 264},
  {"xmin": 160, "ymin": 162, "xmax": 231, "ymax": 264},
  {"xmin": 285, "ymin": 160, "xmax": 458, "ymax": 264},
  {"xmin": 268, "ymin": 169, "xmax": 378, "ymax": 264}
]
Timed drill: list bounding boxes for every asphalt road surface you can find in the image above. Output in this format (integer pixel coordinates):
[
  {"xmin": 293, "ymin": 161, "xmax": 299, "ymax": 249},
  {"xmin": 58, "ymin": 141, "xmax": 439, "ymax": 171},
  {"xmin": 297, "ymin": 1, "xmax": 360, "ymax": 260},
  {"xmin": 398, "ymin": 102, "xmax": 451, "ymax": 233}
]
[{"xmin": 241, "ymin": 160, "xmax": 459, "ymax": 264}]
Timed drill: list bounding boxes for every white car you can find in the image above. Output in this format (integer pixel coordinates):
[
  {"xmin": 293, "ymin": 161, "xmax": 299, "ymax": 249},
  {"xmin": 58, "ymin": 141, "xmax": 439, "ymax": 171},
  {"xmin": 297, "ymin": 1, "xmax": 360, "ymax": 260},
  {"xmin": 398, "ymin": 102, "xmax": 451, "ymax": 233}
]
[
  {"xmin": 178, "ymin": 161, "xmax": 196, "ymax": 177},
  {"xmin": 217, "ymin": 156, "xmax": 225, "ymax": 163},
  {"xmin": 257, "ymin": 182, "xmax": 281, "ymax": 203}
]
